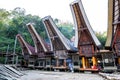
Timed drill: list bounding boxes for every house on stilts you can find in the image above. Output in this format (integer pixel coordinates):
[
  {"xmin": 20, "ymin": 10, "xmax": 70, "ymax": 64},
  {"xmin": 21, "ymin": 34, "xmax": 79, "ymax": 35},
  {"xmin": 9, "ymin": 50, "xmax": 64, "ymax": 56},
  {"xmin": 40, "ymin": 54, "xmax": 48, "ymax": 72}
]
[
  {"xmin": 70, "ymin": 0, "xmax": 102, "ymax": 72},
  {"xmin": 16, "ymin": 34, "xmax": 37, "ymax": 67},
  {"xmin": 42, "ymin": 16, "xmax": 78, "ymax": 70},
  {"xmin": 105, "ymin": 0, "xmax": 120, "ymax": 71},
  {"xmin": 27, "ymin": 23, "xmax": 53, "ymax": 69}
]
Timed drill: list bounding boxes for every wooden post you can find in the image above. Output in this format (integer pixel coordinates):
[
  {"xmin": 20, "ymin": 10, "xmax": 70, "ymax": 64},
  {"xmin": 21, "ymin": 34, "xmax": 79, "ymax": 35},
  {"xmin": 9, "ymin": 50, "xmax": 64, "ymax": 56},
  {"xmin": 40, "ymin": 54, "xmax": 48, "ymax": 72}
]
[
  {"xmin": 56, "ymin": 58, "xmax": 59, "ymax": 67},
  {"xmin": 15, "ymin": 55, "xmax": 18, "ymax": 65},
  {"xmin": 118, "ymin": 57, "xmax": 120, "ymax": 65},
  {"xmin": 64, "ymin": 59, "xmax": 66, "ymax": 67},
  {"xmin": 85, "ymin": 58, "xmax": 89, "ymax": 68},
  {"xmin": 92, "ymin": 56, "xmax": 97, "ymax": 66},
  {"xmin": 82, "ymin": 57, "xmax": 86, "ymax": 68}
]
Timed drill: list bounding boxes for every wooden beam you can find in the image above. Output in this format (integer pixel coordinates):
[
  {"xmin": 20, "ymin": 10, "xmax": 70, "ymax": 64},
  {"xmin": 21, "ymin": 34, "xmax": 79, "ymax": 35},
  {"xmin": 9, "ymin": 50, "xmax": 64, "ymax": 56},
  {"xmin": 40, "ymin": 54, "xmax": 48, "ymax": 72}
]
[{"xmin": 78, "ymin": 27, "xmax": 87, "ymax": 31}]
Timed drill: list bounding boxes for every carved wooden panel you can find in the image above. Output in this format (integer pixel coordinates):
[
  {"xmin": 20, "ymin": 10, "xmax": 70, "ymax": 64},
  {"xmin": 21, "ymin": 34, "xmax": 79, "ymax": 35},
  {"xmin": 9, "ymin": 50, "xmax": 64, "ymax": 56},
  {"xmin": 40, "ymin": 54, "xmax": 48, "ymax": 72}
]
[
  {"xmin": 114, "ymin": 43, "xmax": 120, "ymax": 56},
  {"xmin": 78, "ymin": 30, "xmax": 95, "ymax": 57},
  {"xmin": 113, "ymin": 24, "xmax": 120, "ymax": 56},
  {"xmin": 79, "ymin": 45, "xmax": 94, "ymax": 57},
  {"xmin": 79, "ymin": 30, "xmax": 93, "ymax": 45},
  {"xmin": 44, "ymin": 20, "xmax": 66, "ymax": 50},
  {"xmin": 54, "ymin": 50, "xmax": 67, "ymax": 59},
  {"xmin": 115, "ymin": 27, "xmax": 120, "ymax": 43},
  {"xmin": 52, "ymin": 38, "xmax": 66, "ymax": 50}
]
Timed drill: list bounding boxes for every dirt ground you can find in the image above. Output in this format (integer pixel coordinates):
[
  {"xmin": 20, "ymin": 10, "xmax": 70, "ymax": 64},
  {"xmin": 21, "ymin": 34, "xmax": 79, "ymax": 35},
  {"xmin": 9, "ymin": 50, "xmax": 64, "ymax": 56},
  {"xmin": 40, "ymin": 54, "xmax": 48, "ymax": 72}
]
[{"xmin": 19, "ymin": 70, "xmax": 104, "ymax": 80}]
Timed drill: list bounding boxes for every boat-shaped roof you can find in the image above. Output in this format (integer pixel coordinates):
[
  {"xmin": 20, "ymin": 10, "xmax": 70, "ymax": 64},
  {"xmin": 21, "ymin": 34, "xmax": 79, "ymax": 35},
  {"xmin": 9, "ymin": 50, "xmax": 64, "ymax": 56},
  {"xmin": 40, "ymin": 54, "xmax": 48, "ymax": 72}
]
[
  {"xmin": 42, "ymin": 16, "xmax": 78, "ymax": 52},
  {"xmin": 17, "ymin": 34, "xmax": 46, "ymax": 57},
  {"xmin": 105, "ymin": 0, "xmax": 120, "ymax": 49},
  {"xmin": 16, "ymin": 34, "xmax": 36, "ymax": 56},
  {"xmin": 70, "ymin": 0, "xmax": 101, "ymax": 48},
  {"xmin": 27, "ymin": 23, "xmax": 51, "ymax": 53}
]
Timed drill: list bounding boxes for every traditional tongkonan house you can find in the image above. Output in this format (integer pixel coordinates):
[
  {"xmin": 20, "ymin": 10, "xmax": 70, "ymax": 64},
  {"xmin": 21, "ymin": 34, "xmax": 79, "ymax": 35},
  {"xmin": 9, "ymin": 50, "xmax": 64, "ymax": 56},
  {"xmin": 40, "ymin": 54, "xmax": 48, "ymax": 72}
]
[
  {"xmin": 42, "ymin": 16, "xmax": 77, "ymax": 70},
  {"xmin": 105, "ymin": 0, "xmax": 120, "ymax": 70},
  {"xmin": 16, "ymin": 34, "xmax": 37, "ymax": 67},
  {"xmin": 27, "ymin": 23, "xmax": 53, "ymax": 69},
  {"xmin": 70, "ymin": 0, "xmax": 101, "ymax": 72}
]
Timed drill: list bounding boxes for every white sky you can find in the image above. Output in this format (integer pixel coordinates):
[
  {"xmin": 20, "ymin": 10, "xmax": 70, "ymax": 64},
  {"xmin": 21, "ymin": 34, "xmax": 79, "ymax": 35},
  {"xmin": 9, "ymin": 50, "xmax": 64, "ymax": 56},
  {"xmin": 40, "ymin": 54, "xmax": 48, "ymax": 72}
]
[{"xmin": 0, "ymin": 0, "xmax": 108, "ymax": 32}]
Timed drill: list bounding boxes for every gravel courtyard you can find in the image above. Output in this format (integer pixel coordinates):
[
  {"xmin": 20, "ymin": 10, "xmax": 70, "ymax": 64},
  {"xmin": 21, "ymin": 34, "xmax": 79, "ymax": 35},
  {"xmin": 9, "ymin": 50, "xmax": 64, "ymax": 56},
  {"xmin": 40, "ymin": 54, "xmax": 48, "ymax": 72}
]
[{"xmin": 20, "ymin": 70, "xmax": 104, "ymax": 80}]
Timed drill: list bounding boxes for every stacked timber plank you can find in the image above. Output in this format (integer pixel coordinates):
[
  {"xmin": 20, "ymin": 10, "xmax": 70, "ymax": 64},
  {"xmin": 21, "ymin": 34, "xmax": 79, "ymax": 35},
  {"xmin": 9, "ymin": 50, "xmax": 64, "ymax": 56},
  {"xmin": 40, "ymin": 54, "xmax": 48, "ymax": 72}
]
[{"xmin": 0, "ymin": 65, "xmax": 23, "ymax": 80}]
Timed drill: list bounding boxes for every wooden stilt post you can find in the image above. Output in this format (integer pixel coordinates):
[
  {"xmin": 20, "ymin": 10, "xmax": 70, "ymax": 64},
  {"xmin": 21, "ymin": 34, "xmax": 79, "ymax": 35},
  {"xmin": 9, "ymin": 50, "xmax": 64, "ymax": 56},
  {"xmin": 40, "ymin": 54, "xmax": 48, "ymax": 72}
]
[
  {"xmin": 82, "ymin": 56, "xmax": 86, "ymax": 68},
  {"xmin": 118, "ymin": 57, "xmax": 120, "ymax": 65},
  {"xmin": 56, "ymin": 58, "xmax": 59, "ymax": 67},
  {"xmin": 64, "ymin": 59, "xmax": 67, "ymax": 71},
  {"xmin": 85, "ymin": 58, "xmax": 89, "ymax": 68},
  {"xmin": 92, "ymin": 56, "xmax": 97, "ymax": 66},
  {"xmin": 64, "ymin": 59, "xmax": 66, "ymax": 67}
]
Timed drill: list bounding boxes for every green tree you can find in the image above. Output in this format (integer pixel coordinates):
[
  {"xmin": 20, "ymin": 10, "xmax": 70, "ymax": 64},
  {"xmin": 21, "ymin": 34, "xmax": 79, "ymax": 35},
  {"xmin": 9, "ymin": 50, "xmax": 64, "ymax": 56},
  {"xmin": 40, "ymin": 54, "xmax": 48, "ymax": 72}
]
[
  {"xmin": 95, "ymin": 31, "xmax": 107, "ymax": 47},
  {"xmin": 0, "ymin": 7, "xmax": 75, "ymax": 54},
  {"xmin": 56, "ymin": 21, "xmax": 74, "ymax": 40},
  {"xmin": 0, "ymin": 9, "xmax": 10, "ymax": 30}
]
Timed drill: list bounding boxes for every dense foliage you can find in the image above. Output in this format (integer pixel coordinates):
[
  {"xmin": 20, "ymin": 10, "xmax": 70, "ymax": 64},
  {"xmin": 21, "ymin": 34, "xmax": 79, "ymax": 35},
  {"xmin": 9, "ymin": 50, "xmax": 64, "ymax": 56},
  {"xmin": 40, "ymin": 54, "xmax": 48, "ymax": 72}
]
[
  {"xmin": 0, "ymin": 7, "xmax": 74, "ymax": 54},
  {"xmin": 0, "ymin": 7, "xmax": 107, "ymax": 55},
  {"xmin": 95, "ymin": 31, "xmax": 107, "ymax": 47}
]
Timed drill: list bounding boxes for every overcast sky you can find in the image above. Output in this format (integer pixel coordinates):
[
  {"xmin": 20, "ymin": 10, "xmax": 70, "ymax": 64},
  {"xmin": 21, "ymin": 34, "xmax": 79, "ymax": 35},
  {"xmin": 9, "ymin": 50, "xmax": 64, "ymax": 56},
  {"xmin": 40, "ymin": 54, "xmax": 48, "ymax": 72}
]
[{"xmin": 0, "ymin": 0, "xmax": 108, "ymax": 32}]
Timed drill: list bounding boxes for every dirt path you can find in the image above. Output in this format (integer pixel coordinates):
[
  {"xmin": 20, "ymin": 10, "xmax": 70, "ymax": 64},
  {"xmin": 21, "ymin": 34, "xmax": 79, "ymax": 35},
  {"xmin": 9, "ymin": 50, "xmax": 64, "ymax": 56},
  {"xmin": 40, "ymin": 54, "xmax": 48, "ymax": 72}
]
[{"xmin": 20, "ymin": 70, "xmax": 104, "ymax": 80}]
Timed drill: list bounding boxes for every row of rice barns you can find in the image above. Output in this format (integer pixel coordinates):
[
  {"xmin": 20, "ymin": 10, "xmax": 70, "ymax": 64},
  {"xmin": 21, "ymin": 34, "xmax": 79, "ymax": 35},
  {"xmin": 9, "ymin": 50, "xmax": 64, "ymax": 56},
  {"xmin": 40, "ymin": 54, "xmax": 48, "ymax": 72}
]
[{"xmin": 16, "ymin": 0, "xmax": 120, "ymax": 72}]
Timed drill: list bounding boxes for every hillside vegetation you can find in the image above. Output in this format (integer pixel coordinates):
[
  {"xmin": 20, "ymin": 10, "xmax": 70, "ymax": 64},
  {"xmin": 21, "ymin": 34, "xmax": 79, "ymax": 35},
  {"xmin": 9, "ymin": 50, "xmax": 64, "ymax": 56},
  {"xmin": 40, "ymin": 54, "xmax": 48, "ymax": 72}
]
[
  {"xmin": 0, "ymin": 7, "xmax": 106, "ymax": 54},
  {"xmin": 0, "ymin": 7, "xmax": 74, "ymax": 54}
]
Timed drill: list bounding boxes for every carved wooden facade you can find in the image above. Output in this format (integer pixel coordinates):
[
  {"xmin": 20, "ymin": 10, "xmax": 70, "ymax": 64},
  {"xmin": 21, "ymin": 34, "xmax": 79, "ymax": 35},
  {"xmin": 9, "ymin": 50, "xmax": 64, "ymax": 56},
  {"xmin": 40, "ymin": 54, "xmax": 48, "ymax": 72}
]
[
  {"xmin": 112, "ymin": 25, "xmax": 120, "ymax": 56},
  {"xmin": 16, "ymin": 34, "xmax": 37, "ymax": 67},
  {"xmin": 106, "ymin": 0, "xmax": 120, "ymax": 49},
  {"xmin": 106, "ymin": 0, "xmax": 120, "ymax": 57},
  {"xmin": 42, "ymin": 16, "xmax": 77, "ymax": 59},
  {"xmin": 70, "ymin": 0, "xmax": 101, "ymax": 57},
  {"xmin": 79, "ymin": 31, "xmax": 95, "ymax": 57},
  {"xmin": 112, "ymin": 0, "xmax": 120, "ymax": 56},
  {"xmin": 69, "ymin": 0, "xmax": 102, "ymax": 71}
]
